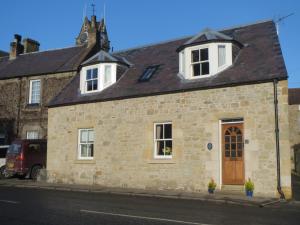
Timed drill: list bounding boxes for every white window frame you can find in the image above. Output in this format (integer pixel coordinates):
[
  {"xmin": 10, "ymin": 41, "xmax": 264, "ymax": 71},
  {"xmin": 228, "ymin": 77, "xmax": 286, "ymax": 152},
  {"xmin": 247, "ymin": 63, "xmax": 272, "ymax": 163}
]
[
  {"xmin": 191, "ymin": 47, "xmax": 210, "ymax": 77},
  {"xmin": 78, "ymin": 128, "xmax": 94, "ymax": 160},
  {"xmin": 26, "ymin": 131, "xmax": 39, "ymax": 139},
  {"xmin": 85, "ymin": 67, "xmax": 99, "ymax": 93},
  {"xmin": 29, "ymin": 79, "xmax": 41, "ymax": 104},
  {"xmin": 153, "ymin": 122, "xmax": 173, "ymax": 159}
]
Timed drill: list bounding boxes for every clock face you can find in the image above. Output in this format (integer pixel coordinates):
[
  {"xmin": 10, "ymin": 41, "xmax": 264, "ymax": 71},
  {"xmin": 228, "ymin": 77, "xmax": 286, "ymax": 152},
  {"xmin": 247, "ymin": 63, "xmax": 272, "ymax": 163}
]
[{"xmin": 80, "ymin": 32, "xmax": 88, "ymax": 43}]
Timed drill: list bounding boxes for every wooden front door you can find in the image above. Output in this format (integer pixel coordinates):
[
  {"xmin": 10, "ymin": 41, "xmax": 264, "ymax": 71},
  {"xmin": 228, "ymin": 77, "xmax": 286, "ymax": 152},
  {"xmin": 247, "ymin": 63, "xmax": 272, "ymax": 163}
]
[{"xmin": 222, "ymin": 123, "xmax": 244, "ymax": 185}]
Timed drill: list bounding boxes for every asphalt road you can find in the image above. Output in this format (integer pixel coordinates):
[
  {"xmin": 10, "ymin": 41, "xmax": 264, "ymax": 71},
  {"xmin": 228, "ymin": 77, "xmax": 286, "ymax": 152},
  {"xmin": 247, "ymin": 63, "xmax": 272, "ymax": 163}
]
[{"xmin": 0, "ymin": 186, "xmax": 299, "ymax": 225}]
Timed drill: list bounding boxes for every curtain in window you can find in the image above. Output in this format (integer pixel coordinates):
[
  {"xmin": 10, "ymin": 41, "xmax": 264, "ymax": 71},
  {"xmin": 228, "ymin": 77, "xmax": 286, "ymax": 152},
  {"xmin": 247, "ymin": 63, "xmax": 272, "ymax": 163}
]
[{"xmin": 218, "ymin": 45, "xmax": 226, "ymax": 67}]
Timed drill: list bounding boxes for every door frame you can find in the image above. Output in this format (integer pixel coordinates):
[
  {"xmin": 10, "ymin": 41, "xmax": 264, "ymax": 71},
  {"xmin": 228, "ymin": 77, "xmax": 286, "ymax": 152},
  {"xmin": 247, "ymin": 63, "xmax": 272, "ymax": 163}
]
[{"xmin": 219, "ymin": 119, "xmax": 244, "ymax": 186}]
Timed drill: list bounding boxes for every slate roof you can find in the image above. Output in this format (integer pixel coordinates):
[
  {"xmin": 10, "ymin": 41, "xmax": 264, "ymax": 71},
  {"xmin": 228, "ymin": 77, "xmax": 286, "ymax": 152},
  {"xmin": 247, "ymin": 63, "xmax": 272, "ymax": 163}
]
[
  {"xmin": 81, "ymin": 50, "xmax": 130, "ymax": 66},
  {"xmin": 49, "ymin": 20, "xmax": 288, "ymax": 108},
  {"xmin": 289, "ymin": 88, "xmax": 300, "ymax": 105},
  {"xmin": 0, "ymin": 46, "xmax": 91, "ymax": 79}
]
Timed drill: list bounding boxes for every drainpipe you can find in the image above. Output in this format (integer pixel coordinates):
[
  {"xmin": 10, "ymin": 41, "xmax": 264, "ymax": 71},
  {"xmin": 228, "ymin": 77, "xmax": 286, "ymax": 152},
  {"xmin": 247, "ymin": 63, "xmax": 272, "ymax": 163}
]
[
  {"xmin": 16, "ymin": 77, "xmax": 22, "ymax": 138},
  {"xmin": 273, "ymin": 79, "xmax": 285, "ymax": 199}
]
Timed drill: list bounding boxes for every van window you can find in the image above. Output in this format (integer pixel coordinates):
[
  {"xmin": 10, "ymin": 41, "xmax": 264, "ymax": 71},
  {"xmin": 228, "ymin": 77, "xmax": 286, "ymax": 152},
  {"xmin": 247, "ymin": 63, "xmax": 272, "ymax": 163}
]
[
  {"xmin": 28, "ymin": 144, "xmax": 41, "ymax": 152},
  {"xmin": 0, "ymin": 147, "xmax": 8, "ymax": 158},
  {"xmin": 7, "ymin": 144, "xmax": 21, "ymax": 154}
]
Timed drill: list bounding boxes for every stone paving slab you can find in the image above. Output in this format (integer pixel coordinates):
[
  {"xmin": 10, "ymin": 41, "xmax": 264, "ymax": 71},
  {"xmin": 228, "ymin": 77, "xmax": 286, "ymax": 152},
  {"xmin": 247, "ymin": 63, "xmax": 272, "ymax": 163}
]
[{"xmin": 0, "ymin": 178, "xmax": 285, "ymax": 207}]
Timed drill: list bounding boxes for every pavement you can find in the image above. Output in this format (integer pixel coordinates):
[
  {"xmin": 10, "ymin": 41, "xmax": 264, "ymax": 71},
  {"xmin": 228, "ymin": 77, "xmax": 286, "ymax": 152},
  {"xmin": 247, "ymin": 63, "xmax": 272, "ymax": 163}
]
[
  {"xmin": 0, "ymin": 178, "xmax": 290, "ymax": 207},
  {"xmin": 0, "ymin": 185, "xmax": 299, "ymax": 225}
]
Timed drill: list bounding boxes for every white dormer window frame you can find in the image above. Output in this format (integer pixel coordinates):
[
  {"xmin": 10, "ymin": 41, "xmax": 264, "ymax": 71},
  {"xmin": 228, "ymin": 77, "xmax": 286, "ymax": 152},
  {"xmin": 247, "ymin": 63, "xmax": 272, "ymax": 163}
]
[
  {"xmin": 179, "ymin": 42, "xmax": 233, "ymax": 80},
  {"xmin": 80, "ymin": 63, "xmax": 117, "ymax": 94}
]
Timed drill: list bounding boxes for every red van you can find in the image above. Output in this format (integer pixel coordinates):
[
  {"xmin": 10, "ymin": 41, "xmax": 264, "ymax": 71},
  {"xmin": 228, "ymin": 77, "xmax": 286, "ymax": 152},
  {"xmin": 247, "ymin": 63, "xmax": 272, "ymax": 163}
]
[{"xmin": 5, "ymin": 139, "xmax": 47, "ymax": 180}]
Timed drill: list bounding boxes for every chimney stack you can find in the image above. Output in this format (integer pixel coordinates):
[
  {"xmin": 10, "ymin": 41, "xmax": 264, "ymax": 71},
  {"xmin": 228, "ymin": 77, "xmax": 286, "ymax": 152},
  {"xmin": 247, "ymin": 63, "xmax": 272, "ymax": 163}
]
[
  {"xmin": 23, "ymin": 38, "xmax": 40, "ymax": 53},
  {"xmin": 9, "ymin": 34, "xmax": 24, "ymax": 60}
]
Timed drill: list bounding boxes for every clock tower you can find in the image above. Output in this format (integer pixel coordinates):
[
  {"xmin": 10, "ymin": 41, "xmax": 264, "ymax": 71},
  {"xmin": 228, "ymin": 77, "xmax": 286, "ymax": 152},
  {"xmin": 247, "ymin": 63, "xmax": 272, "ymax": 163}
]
[{"xmin": 76, "ymin": 15, "xmax": 110, "ymax": 52}]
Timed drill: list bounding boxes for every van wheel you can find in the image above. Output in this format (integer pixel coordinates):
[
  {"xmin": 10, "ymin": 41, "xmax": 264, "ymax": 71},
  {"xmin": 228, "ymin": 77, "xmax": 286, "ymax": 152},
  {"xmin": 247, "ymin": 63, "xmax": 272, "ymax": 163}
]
[{"xmin": 30, "ymin": 165, "xmax": 41, "ymax": 180}]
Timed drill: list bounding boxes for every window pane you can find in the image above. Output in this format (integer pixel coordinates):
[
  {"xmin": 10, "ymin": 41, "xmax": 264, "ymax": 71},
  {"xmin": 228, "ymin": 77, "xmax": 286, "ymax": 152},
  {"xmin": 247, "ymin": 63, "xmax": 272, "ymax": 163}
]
[
  {"xmin": 164, "ymin": 141, "xmax": 172, "ymax": 155},
  {"xmin": 237, "ymin": 135, "xmax": 243, "ymax": 142},
  {"xmin": 201, "ymin": 62, "xmax": 209, "ymax": 75},
  {"xmin": 225, "ymin": 144, "xmax": 230, "ymax": 150},
  {"xmin": 88, "ymin": 130, "xmax": 94, "ymax": 142},
  {"xmin": 231, "ymin": 150, "xmax": 236, "ymax": 157},
  {"xmin": 81, "ymin": 144, "xmax": 87, "ymax": 157},
  {"xmin": 193, "ymin": 64, "xmax": 201, "ymax": 76},
  {"xmin": 92, "ymin": 80, "xmax": 98, "ymax": 90},
  {"xmin": 30, "ymin": 80, "xmax": 41, "ymax": 104},
  {"xmin": 156, "ymin": 141, "xmax": 164, "ymax": 156},
  {"xmin": 86, "ymin": 69, "xmax": 91, "ymax": 80},
  {"xmin": 225, "ymin": 136, "xmax": 230, "ymax": 143},
  {"xmin": 164, "ymin": 124, "xmax": 172, "ymax": 139},
  {"xmin": 156, "ymin": 124, "xmax": 163, "ymax": 139},
  {"xmin": 200, "ymin": 48, "xmax": 208, "ymax": 61},
  {"xmin": 27, "ymin": 131, "xmax": 38, "ymax": 139},
  {"xmin": 88, "ymin": 144, "xmax": 94, "ymax": 157},
  {"xmin": 231, "ymin": 143, "xmax": 236, "ymax": 150},
  {"xmin": 191, "ymin": 50, "xmax": 199, "ymax": 62},
  {"xmin": 218, "ymin": 45, "xmax": 226, "ymax": 67},
  {"xmin": 225, "ymin": 151, "xmax": 230, "ymax": 157},
  {"xmin": 104, "ymin": 65, "xmax": 112, "ymax": 84},
  {"xmin": 92, "ymin": 68, "xmax": 98, "ymax": 79},
  {"xmin": 81, "ymin": 130, "xmax": 88, "ymax": 142},
  {"xmin": 87, "ymin": 81, "xmax": 93, "ymax": 91}
]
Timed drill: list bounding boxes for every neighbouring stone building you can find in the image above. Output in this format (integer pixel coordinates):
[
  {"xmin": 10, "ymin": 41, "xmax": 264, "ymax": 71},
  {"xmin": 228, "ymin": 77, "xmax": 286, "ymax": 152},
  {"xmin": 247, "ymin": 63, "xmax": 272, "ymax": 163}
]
[
  {"xmin": 0, "ymin": 15, "xmax": 109, "ymax": 147},
  {"xmin": 46, "ymin": 20, "xmax": 293, "ymax": 198},
  {"xmin": 289, "ymin": 88, "xmax": 300, "ymax": 173}
]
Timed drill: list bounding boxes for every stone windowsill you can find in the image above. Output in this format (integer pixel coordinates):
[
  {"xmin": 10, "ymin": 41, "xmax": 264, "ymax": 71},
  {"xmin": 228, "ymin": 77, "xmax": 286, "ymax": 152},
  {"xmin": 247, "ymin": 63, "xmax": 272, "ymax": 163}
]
[{"xmin": 74, "ymin": 159, "xmax": 96, "ymax": 164}]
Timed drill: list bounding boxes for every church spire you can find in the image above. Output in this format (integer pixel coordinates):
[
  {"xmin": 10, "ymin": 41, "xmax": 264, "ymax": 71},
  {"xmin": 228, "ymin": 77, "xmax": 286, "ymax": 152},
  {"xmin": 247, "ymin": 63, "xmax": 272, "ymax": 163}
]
[
  {"xmin": 99, "ymin": 18, "xmax": 110, "ymax": 52},
  {"xmin": 76, "ymin": 15, "xmax": 110, "ymax": 52}
]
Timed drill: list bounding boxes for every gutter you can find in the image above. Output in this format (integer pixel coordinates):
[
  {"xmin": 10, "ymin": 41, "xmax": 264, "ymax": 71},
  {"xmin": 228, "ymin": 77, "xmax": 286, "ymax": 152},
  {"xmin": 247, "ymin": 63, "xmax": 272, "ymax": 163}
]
[{"xmin": 273, "ymin": 79, "xmax": 285, "ymax": 199}]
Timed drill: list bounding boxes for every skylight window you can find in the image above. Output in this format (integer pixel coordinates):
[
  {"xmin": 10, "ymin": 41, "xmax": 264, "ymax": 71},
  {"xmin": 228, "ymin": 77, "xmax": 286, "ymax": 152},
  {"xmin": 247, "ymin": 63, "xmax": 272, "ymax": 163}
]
[{"xmin": 139, "ymin": 65, "xmax": 160, "ymax": 82}]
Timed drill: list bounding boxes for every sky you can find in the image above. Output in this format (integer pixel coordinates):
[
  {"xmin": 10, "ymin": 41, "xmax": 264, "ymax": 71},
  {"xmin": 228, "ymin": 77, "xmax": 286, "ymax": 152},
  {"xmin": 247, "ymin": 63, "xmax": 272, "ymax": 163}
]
[{"xmin": 0, "ymin": 0, "xmax": 299, "ymax": 87}]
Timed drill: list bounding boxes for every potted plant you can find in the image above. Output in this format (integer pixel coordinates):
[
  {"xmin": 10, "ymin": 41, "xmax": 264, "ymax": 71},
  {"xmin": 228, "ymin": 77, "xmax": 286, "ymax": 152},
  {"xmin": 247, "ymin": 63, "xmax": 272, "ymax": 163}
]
[
  {"xmin": 245, "ymin": 178, "xmax": 254, "ymax": 197},
  {"xmin": 208, "ymin": 178, "xmax": 217, "ymax": 194},
  {"xmin": 163, "ymin": 147, "xmax": 172, "ymax": 155}
]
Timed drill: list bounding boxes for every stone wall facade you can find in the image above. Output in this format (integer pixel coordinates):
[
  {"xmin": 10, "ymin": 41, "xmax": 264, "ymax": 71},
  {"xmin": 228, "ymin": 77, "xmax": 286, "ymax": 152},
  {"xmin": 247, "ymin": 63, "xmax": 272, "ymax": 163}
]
[
  {"xmin": 47, "ymin": 81, "xmax": 291, "ymax": 198},
  {"xmin": 0, "ymin": 71, "xmax": 76, "ymax": 140},
  {"xmin": 289, "ymin": 104, "xmax": 300, "ymax": 171}
]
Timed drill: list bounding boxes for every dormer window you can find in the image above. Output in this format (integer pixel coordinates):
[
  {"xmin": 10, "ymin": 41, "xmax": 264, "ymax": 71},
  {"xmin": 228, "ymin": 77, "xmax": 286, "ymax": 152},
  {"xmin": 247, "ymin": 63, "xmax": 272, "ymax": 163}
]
[
  {"xmin": 191, "ymin": 48, "xmax": 209, "ymax": 77},
  {"xmin": 80, "ymin": 50, "xmax": 130, "ymax": 95},
  {"xmin": 177, "ymin": 28, "xmax": 242, "ymax": 80},
  {"xmin": 86, "ymin": 68, "xmax": 98, "ymax": 92}
]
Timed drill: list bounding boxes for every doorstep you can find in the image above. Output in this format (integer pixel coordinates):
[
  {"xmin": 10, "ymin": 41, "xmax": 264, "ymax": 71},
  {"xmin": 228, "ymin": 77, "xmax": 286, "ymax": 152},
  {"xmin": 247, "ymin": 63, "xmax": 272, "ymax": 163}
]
[{"xmin": 0, "ymin": 179, "xmax": 279, "ymax": 207}]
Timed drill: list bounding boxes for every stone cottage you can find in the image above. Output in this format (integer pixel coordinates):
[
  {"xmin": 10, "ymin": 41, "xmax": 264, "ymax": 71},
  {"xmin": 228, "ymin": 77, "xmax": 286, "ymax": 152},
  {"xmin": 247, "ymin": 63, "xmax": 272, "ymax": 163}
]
[
  {"xmin": 47, "ymin": 20, "xmax": 292, "ymax": 198},
  {"xmin": 0, "ymin": 15, "xmax": 109, "ymax": 148},
  {"xmin": 289, "ymin": 88, "xmax": 300, "ymax": 173}
]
